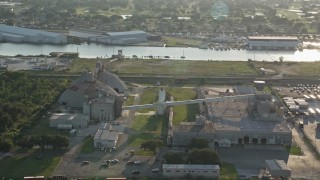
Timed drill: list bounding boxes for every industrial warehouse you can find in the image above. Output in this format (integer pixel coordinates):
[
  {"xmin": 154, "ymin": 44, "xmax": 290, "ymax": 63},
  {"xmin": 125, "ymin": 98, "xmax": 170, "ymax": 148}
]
[
  {"xmin": 57, "ymin": 61, "xmax": 128, "ymax": 124},
  {"xmin": 247, "ymin": 36, "xmax": 299, "ymax": 50},
  {"xmin": 69, "ymin": 29, "xmax": 147, "ymax": 45},
  {"xmin": 172, "ymin": 87, "xmax": 292, "ymax": 147},
  {"xmin": 0, "ymin": 24, "xmax": 67, "ymax": 44}
]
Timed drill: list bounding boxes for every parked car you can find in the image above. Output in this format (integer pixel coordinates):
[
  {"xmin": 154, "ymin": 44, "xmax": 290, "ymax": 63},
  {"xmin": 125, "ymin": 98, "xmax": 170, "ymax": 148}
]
[
  {"xmin": 82, "ymin": 161, "xmax": 90, "ymax": 165},
  {"xmin": 134, "ymin": 161, "xmax": 142, "ymax": 165},
  {"xmin": 132, "ymin": 170, "xmax": 140, "ymax": 175},
  {"xmin": 111, "ymin": 159, "xmax": 119, "ymax": 163},
  {"xmin": 152, "ymin": 168, "xmax": 160, "ymax": 173},
  {"xmin": 100, "ymin": 163, "xmax": 109, "ymax": 168},
  {"xmin": 127, "ymin": 161, "xmax": 134, "ymax": 165}
]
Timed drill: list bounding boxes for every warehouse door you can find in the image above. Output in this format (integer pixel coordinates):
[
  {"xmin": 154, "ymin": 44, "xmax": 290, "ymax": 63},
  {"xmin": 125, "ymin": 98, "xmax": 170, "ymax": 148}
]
[
  {"xmin": 238, "ymin": 138, "xmax": 242, "ymax": 144},
  {"xmin": 244, "ymin": 136, "xmax": 249, "ymax": 144},
  {"xmin": 261, "ymin": 138, "xmax": 267, "ymax": 144}
]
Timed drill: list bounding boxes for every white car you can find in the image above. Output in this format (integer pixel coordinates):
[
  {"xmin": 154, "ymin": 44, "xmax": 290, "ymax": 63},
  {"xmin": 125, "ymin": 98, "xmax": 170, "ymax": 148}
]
[
  {"xmin": 152, "ymin": 168, "xmax": 160, "ymax": 173},
  {"xmin": 134, "ymin": 161, "xmax": 142, "ymax": 165},
  {"xmin": 111, "ymin": 159, "xmax": 119, "ymax": 163}
]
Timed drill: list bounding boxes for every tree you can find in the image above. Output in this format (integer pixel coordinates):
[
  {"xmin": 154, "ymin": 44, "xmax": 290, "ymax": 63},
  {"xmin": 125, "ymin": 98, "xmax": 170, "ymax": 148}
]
[
  {"xmin": 189, "ymin": 138, "xmax": 209, "ymax": 149},
  {"xmin": 187, "ymin": 148, "xmax": 220, "ymax": 165},
  {"xmin": 140, "ymin": 139, "xmax": 163, "ymax": 154},
  {"xmin": 164, "ymin": 153, "xmax": 183, "ymax": 164}
]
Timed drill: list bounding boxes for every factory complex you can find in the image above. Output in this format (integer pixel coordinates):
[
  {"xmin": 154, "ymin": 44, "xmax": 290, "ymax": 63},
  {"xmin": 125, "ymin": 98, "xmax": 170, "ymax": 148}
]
[{"xmin": 172, "ymin": 86, "xmax": 291, "ymax": 147}]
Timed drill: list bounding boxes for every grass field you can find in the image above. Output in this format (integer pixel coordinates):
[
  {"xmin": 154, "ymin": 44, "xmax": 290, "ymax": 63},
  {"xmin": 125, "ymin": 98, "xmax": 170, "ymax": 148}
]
[
  {"xmin": 166, "ymin": 88, "xmax": 199, "ymax": 125},
  {"xmin": 127, "ymin": 133, "xmax": 158, "ymax": 147},
  {"xmin": 219, "ymin": 162, "xmax": 238, "ymax": 180},
  {"xmin": 111, "ymin": 59, "xmax": 258, "ymax": 76},
  {"xmin": 68, "ymin": 58, "xmax": 108, "ymax": 73},
  {"xmin": 132, "ymin": 115, "xmax": 167, "ymax": 133},
  {"xmin": 137, "ymin": 87, "xmax": 158, "ymax": 113},
  {"xmin": 80, "ymin": 136, "xmax": 95, "ymax": 154},
  {"xmin": 0, "ymin": 151, "xmax": 62, "ymax": 178}
]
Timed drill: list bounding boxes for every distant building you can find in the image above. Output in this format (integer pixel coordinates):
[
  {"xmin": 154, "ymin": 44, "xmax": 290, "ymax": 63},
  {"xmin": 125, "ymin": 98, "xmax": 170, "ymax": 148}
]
[
  {"xmin": 69, "ymin": 29, "xmax": 147, "ymax": 45},
  {"xmin": 0, "ymin": 24, "xmax": 67, "ymax": 44},
  {"xmin": 93, "ymin": 129, "xmax": 119, "ymax": 149},
  {"xmin": 247, "ymin": 36, "xmax": 299, "ymax": 50},
  {"xmin": 162, "ymin": 164, "xmax": 220, "ymax": 179},
  {"xmin": 49, "ymin": 113, "xmax": 89, "ymax": 129}
]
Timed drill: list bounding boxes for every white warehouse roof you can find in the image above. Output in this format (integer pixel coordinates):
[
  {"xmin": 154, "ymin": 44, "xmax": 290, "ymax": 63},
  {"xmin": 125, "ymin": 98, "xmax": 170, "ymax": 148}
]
[
  {"xmin": 248, "ymin": 36, "xmax": 298, "ymax": 41},
  {"xmin": 0, "ymin": 24, "xmax": 64, "ymax": 37},
  {"xmin": 107, "ymin": 30, "xmax": 146, "ymax": 36}
]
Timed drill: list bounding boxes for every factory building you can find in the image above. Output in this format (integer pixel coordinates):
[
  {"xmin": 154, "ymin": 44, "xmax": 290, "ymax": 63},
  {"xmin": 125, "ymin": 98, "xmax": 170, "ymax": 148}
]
[
  {"xmin": 58, "ymin": 61, "xmax": 128, "ymax": 122},
  {"xmin": 69, "ymin": 29, "xmax": 147, "ymax": 45},
  {"xmin": 49, "ymin": 113, "xmax": 89, "ymax": 129},
  {"xmin": 93, "ymin": 129, "xmax": 119, "ymax": 149},
  {"xmin": 0, "ymin": 24, "xmax": 67, "ymax": 44},
  {"xmin": 172, "ymin": 89, "xmax": 291, "ymax": 147},
  {"xmin": 247, "ymin": 36, "xmax": 299, "ymax": 50},
  {"xmin": 265, "ymin": 159, "xmax": 291, "ymax": 178},
  {"xmin": 162, "ymin": 164, "xmax": 220, "ymax": 179}
]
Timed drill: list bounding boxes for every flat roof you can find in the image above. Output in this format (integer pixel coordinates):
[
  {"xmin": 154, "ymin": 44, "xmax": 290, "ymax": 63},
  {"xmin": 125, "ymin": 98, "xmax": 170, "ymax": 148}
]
[
  {"xmin": 0, "ymin": 24, "xmax": 63, "ymax": 37},
  {"xmin": 107, "ymin": 31, "xmax": 146, "ymax": 36},
  {"xmin": 173, "ymin": 121, "xmax": 215, "ymax": 133},
  {"xmin": 209, "ymin": 100, "xmax": 290, "ymax": 133},
  {"xmin": 266, "ymin": 159, "xmax": 291, "ymax": 171},
  {"xmin": 248, "ymin": 36, "xmax": 298, "ymax": 40},
  {"xmin": 94, "ymin": 129, "xmax": 118, "ymax": 141},
  {"xmin": 162, "ymin": 164, "xmax": 220, "ymax": 170}
]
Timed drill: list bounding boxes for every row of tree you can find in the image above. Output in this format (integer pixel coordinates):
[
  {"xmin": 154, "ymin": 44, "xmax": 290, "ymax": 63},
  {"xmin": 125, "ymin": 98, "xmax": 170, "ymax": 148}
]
[
  {"xmin": 164, "ymin": 138, "xmax": 220, "ymax": 165},
  {"xmin": 17, "ymin": 134, "xmax": 69, "ymax": 150}
]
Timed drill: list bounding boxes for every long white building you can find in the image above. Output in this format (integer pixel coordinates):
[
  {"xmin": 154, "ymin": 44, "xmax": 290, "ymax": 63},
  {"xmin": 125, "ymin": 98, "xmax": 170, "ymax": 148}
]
[
  {"xmin": 247, "ymin": 36, "xmax": 299, "ymax": 50},
  {"xmin": 69, "ymin": 29, "xmax": 147, "ymax": 45},
  {"xmin": 162, "ymin": 164, "xmax": 220, "ymax": 179},
  {"xmin": 0, "ymin": 24, "xmax": 67, "ymax": 44}
]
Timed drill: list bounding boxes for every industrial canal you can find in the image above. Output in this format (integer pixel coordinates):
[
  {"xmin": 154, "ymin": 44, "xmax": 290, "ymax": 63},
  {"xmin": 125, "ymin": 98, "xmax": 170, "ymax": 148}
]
[{"xmin": 1, "ymin": 43, "xmax": 320, "ymax": 61}]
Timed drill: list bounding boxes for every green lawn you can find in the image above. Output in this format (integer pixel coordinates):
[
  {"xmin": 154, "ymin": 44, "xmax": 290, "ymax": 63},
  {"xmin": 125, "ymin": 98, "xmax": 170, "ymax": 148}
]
[
  {"xmin": 111, "ymin": 59, "xmax": 258, "ymax": 77},
  {"xmin": 285, "ymin": 145, "xmax": 302, "ymax": 155},
  {"xmin": 80, "ymin": 136, "xmax": 95, "ymax": 154},
  {"xmin": 135, "ymin": 150, "xmax": 154, "ymax": 156},
  {"xmin": 137, "ymin": 87, "xmax": 158, "ymax": 113},
  {"xmin": 166, "ymin": 88, "xmax": 200, "ymax": 125},
  {"xmin": 0, "ymin": 152, "xmax": 62, "ymax": 178},
  {"xmin": 219, "ymin": 162, "xmax": 238, "ymax": 180},
  {"xmin": 132, "ymin": 115, "xmax": 167, "ymax": 133},
  {"xmin": 127, "ymin": 133, "xmax": 158, "ymax": 147}
]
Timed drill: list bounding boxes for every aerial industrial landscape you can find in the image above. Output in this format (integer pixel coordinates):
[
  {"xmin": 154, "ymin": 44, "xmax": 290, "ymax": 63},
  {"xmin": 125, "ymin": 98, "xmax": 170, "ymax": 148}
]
[{"xmin": 1, "ymin": 0, "xmax": 320, "ymax": 180}]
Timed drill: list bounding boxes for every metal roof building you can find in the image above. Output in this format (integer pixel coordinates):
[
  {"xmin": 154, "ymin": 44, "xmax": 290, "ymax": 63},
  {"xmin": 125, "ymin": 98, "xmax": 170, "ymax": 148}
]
[
  {"xmin": 69, "ymin": 29, "xmax": 147, "ymax": 45},
  {"xmin": 247, "ymin": 36, "xmax": 299, "ymax": 50},
  {"xmin": 265, "ymin": 159, "xmax": 291, "ymax": 178},
  {"xmin": 0, "ymin": 24, "xmax": 67, "ymax": 44}
]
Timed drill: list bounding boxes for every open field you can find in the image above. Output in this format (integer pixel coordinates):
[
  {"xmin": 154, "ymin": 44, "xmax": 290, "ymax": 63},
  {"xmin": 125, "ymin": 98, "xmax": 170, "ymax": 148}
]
[
  {"xmin": 111, "ymin": 59, "xmax": 258, "ymax": 76},
  {"xmin": 127, "ymin": 133, "xmax": 158, "ymax": 147},
  {"xmin": 166, "ymin": 88, "xmax": 199, "ymax": 125},
  {"xmin": 132, "ymin": 115, "xmax": 167, "ymax": 133},
  {"xmin": 285, "ymin": 145, "xmax": 302, "ymax": 156},
  {"xmin": 0, "ymin": 151, "xmax": 62, "ymax": 178}
]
